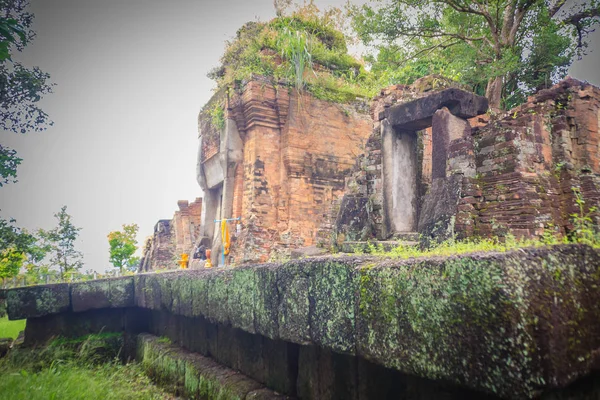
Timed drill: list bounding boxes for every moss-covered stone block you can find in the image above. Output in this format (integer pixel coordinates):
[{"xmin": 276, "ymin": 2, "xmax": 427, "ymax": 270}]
[
  {"xmin": 190, "ymin": 273, "xmax": 209, "ymax": 318},
  {"xmin": 71, "ymin": 280, "xmax": 110, "ymax": 312},
  {"xmin": 70, "ymin": 277, "xmax": 132, "ymax": 313},
  {"xmin": 227, "ymin": 266, "xmax": 257, "ymax": 333},
  {"xmin": 136, "ymin": 333, "xmax": 279, "ymax": 400},
  {"xmin": 309, "ymin": 259, "xmax": 357, "ymax": 354},
  {"xmin": 7, "ymin": 283, "xmax": 70, "ymax": 320},
  {"xmin": 142, "ymin": 274, "xmax": 163, "ymax": 310},
  {"xmin": 355, "ymin": 245, "xmax": 600, "ymax": 399},
  {"xmin": 134, "ymin": 274, "xmax": 147, "ymax": 308},
  {"xmin": 207, "ymin": 270, "xmax": 230, "ymax": 324},
  {"xmin": 277, "ymin": 260, "xmax": 311, "ymax": 344},
  {"xmin": 176, "ymin": 277, "xmax": 193, "ymax": 317},
  {"xmin": 108, "ymin": 277, "xmax": 134, "ymax": 308},
  {"xmin": 254, "ymin": 264, "xmax": 279, "ymax": 340}
]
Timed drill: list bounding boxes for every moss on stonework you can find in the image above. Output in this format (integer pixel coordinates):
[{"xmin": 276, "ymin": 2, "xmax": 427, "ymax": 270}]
[
  {"xmin": 137, "ymin": 334, "xmax": 261, "ymax": 400},
  {"xmin": 227, "ymin": 267, "xmax": 257, "ymax": 333}
]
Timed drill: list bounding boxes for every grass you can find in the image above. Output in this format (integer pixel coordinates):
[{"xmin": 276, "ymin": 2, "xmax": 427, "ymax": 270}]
[
  {"xmin": 0, "ymin": 362, "xmax": 174, "ymax": 400},
  {"xmin": 0, "ymin": 316, "xmax": 25, "ymax": 340},
  {"xmin": 0, "ymin": 334, "xmax": 175, "ymax": 400}
]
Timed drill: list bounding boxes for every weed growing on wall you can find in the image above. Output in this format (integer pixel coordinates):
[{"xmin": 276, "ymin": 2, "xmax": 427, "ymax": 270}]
[
  {"xmin": 208, "ymin": 101, "xmax": 225, "ymax": 131},
  {"xmin": 570, "ymin": 187, "xmax": 599, "ymax": 246}
]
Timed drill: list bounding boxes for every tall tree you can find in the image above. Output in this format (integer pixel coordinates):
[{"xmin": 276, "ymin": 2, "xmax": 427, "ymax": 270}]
[
  {"xmin": 107, "ymin": 223, "xmax": 139, "ymax": 274},
  {"xmin": 351, "ymin": 0, "xmax": 600, "ymax": 109},
  {"xmin": 39, "ymin": 206, "xmax": 83, "ymax": 280},
  {"xmin": 1, "ymin": 0, "xmax": 53, "ymax": 185}
]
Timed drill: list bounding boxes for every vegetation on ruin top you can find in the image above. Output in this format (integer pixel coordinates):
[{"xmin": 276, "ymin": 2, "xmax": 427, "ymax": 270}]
[{"xmin": 207, "ymin": 7, "xmax": 378, "ymax": 103}]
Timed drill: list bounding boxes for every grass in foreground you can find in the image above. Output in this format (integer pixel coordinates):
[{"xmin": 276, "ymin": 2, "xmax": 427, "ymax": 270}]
[
  {"xmin": 0, "ymin": 361, "xmax": 173, "ymax": 400},
  {"xmin": 0, "ymin": 334, "xmax": 174, "ymax": 400},
  {"xmin": 0, "ymin": 316, "xmax": 25, "ymax": 340}
]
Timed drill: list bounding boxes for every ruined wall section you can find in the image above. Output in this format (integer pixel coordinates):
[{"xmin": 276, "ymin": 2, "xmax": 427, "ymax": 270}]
[
  {"xmin": 139, "ymin": 198, "xmax": 203, "ymax": 272},
  {"xmin": 139, "ymin": 220, "xmax": 175, "ymax": 272},
  {"xmin": 222, "ymin": 80, "xmax": 372, "ymax": 263},
  {"xmin": 469, "ymin": 78, "xmax": 600, "ymax": 238},
  {"xmin": 333, "ymin": 77, "xmax": 600, "ymax": 246},
  {"xmin": 173, "ymin": 198, "xmax": 203, "ymax": 257}
]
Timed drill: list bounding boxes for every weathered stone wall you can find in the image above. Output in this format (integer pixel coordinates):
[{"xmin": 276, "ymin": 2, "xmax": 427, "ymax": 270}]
[
  {"xmin": 198, "ymin": 79, "xmax": 372, "ymax": 264},
  {"xmin": 333, "ymin": 77, "xmax": 600, "ymax": 245},
  {"xmin": 140, "ymin": 198, "xmax": 203, "ymax": 272},
  {"xmin": 8, "ymin": 245, "xmax": 600, "ymax": 399},
  {"xmin": 139, "ymin": 220, "xmax": 175, "ymax": 272},
  {"xmin": 466, "ymin": 78, "xmax": 600, "ymax": 238},
  {"xmin": 173, "ymin": 198, "xmax": 203, "ymax": 256}
]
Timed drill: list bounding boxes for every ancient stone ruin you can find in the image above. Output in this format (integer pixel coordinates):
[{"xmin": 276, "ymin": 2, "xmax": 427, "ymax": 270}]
[
  {"xmin": 139, "ymin": 75, "xmax": 600, "ymax": 269},
  {"xmin": 6, "ymin": 76, "xmax": 600, "ymax": 399},
  {"xmin": 139, "ymin": 198, "xmax": 202, "ymax": 271},
  {"xmin": 7, "ymin": 244, "xmax": 600, "ymax": 399},
  {"xmin": 335, "ymin": 77, "xmax": 600, "ymax": 247}
]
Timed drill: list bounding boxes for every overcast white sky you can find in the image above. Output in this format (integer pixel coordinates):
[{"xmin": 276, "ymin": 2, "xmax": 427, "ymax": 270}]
[{"xmin": 1, "ymin": 0, "xmax": 599, "ymax": 273}]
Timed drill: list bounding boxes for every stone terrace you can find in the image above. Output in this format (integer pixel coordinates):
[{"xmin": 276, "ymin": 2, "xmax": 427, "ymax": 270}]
[{"xmin": 6, "ymin": 244, "xmax": 600, "ymax": 399}]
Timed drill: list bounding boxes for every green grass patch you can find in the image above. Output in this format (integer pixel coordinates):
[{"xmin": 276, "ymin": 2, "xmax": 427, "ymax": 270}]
[
  {"xmin": 209, "ymin": 14, "xmax": 378, "ymax": 104},
  {"xmin": 0, "ymin": 335, "xmax": 174, "ymax": 400},
  {"xmin": 0, "ymin": 316, "xmax": 25, "ymax": 340},
  {"xmin": 0, "ymin": 361, "xmax": 173, "ymax": 400},
  {"xmin": 357, "ymin": 231, "xmax": 600, "ymax": 260}
]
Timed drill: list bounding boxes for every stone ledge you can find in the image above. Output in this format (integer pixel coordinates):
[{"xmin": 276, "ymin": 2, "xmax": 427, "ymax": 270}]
[
  {"xmin": 71, "ymin": 277, "xmax": 134, "ymax": 312},
  {"xmin": 6, "ymin": 283, "xmax": 70, "ymax": 320},
  {"xmin": 6, "ymin": 245, "xmax": 600, "ymax": 399},
  {"xmin": 137, "ymin": 333, "xmax": 292, "ymax": 400}
]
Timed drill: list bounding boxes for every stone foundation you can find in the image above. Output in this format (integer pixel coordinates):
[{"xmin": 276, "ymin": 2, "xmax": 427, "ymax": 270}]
[{"xmin": 8, "ymin": 245, "xmax": 600, "ymax": 399}]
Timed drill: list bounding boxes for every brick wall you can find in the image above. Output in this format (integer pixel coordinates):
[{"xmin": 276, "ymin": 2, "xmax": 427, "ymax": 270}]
[
  {"xmin": 224, "ymin": 80, "xmax": 372, "ymax": 263},
  {"xmin": 465, "ymin": 78, "xmax": 600, "ymax": 238}
]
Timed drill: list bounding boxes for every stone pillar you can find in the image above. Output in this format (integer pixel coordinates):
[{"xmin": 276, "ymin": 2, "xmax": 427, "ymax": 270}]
[
  {"xmin": 382, "ymin": 119, "xmax": 418, "ymax": 236},
  {"xmin": 431, "ymin": 107, "xmax": 475, "ymax": 179}
]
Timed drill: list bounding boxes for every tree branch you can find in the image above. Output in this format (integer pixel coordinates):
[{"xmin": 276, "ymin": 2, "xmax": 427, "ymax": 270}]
[
  {"xmin": 562, "ymin": 8, "xmax": 600, "ymax": 26},
  {"xmin": 394, "ymin": 39, "xmax": 461, "ymax": 65},
  {"xmin": 549, "ymin": 0, "xmax": 567, "ymax": 18}
]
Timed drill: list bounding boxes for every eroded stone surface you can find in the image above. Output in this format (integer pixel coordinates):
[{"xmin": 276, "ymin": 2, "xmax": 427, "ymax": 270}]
[
  {"xmin": 7, "ymin": 283, "xmax": 70, "ymax": 320},
  {"xmin": 7, "ymin": 245, "xmax": 600, "ymax": 398},
  {"xmin": 71, "ymin": 277, "xmax": 134, "ymax": 312}
]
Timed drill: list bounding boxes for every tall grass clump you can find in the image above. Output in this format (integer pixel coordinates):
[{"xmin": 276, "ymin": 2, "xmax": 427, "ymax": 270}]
[{"xmin": 0, "ymin": 333, "xmax": 173, "ymax": 400}]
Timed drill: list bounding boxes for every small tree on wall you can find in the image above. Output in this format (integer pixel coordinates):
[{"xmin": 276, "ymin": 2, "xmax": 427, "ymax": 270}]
[
  {"xmin": 38, "ymin": 206, "xmax": 84, "ymax": 280},
  {"xmin": 107, "ymin": 223, "xmax": 139, "ymax": 274}
]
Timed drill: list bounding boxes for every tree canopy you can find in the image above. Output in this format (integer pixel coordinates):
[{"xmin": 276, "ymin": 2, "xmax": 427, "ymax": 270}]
[
  {"xmin": 0, "ymin": 217, "xmax": 44, "ymax": 280},
  {"xmin": 108, "ymin": 224, "xmax": 139, "ymax": 273},
  {"xmin": 0, "ymin": 0, "xmax": 53, "ymax": 186},
  {"xmin": 38, "ymin": 206, "xmax": 84, "ymax": 280},
  {"xmin": 350, "ymin": 0, "xmax": 600, "ymax": 109}
]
